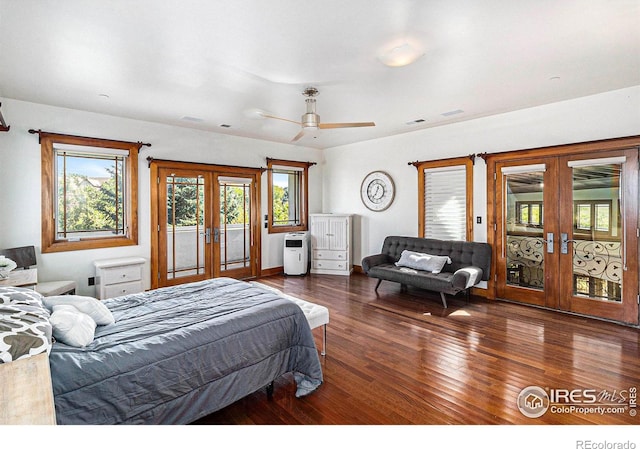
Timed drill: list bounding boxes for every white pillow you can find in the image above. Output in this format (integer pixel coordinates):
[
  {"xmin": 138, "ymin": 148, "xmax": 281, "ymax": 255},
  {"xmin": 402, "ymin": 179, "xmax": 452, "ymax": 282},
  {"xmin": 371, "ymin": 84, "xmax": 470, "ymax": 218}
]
[
  {"xmin": 395, "ymin": 250, "xmax": 451, "ymax": 274},
  {"xmin": 50, "ymin": 305, "xmax": 96, "ymax": 348},
  {"xmin": 43, "ymin": 295, "xmax": 115, "ymax": 325}
]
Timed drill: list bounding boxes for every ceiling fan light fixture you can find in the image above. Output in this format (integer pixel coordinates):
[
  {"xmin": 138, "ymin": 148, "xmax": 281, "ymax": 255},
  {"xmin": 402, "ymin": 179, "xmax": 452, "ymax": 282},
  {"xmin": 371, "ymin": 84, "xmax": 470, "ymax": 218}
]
[
  {"xmin": 301, "ymin": 112, "xmax": 319, "ymax": 129},
  {"xmin": 378, "ymin": 43, "xmax": 424, "ymax": 68}
]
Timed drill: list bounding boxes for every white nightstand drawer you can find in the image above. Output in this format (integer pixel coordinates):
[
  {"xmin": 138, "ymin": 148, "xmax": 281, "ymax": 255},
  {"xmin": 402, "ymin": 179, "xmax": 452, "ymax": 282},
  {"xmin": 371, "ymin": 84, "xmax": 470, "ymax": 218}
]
[
  {"xmin": 312, "ymin": 260, "xmax": 347, "ymax": 271},
  {"xmin": 104, "ymin": 280, "xmax": 144, "ymax": 298},
  {"xmin": 102, "ymin": 264, "xmax": 143, "ymax": 285},
  {"xmin": 94, "ymin": 257, "xmax": 146, "ymax": 300},
  {"xmin": 313, "ymin": 250, "xmax": 347, "ymax": 261}
]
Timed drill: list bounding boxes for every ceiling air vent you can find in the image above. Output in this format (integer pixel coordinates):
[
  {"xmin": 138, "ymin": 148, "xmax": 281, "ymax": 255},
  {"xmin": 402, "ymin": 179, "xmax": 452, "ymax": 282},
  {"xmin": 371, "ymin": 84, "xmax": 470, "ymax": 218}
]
[{"xmin": 441, "ymin": 109, "xmax": 464, "ymax": 117}]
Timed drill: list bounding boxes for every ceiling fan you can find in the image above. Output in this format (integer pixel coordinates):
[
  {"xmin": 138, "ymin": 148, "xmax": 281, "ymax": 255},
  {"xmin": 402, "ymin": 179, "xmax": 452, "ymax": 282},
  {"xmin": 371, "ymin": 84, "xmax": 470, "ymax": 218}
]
[{"xmin": 262, "ymin": 87, "xmax": 375, "ymax": 142}]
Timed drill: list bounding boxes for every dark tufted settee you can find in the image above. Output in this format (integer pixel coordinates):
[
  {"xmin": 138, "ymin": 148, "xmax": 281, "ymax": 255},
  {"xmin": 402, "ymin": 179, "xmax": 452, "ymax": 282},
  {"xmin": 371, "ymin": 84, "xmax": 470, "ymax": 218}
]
[{"xmin": 361, "ymin": 236, "xmax": 492, "ymax": 308}]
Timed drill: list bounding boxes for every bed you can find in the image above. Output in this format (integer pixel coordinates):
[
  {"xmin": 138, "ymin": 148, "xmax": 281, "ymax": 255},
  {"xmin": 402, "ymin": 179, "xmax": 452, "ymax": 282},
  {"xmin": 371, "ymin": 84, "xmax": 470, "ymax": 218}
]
[{"xmin": 0, "ymin": 277, "xmax": 323, "ymax": 425}]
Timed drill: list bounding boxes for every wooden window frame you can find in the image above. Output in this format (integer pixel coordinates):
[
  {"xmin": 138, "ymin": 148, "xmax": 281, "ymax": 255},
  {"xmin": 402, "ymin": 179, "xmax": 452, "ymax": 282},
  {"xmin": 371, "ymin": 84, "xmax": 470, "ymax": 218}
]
[
  {"xmin": 573, "ymin": 199, "xmax": 614, "ymax": 238},
  {"xmin": 416, "ymin": 156, "xmax": 474, "ymax": 241},
  {"xmin": 267, "ymin": 158, "xmax": 309, "ymax": 234},
  {"xmin": 515, "ymin": 201, "xmax": 544, "ymax": 227},
  {"xmin": 40, "ymin": 132, "xmax": 140, "ymax": 253}
]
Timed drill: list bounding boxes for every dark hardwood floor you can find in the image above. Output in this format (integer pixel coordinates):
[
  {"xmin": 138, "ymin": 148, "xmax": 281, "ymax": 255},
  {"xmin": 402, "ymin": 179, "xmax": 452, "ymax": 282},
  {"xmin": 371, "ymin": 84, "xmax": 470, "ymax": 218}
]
[{"xmin": 194, "ymin": 272, "xmax": 640, "ymax": 426}]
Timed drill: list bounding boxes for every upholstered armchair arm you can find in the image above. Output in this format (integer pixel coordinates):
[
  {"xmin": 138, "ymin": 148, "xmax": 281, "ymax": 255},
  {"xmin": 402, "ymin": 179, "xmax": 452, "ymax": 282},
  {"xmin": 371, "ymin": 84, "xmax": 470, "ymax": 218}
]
[
  {"xmin": 452, "ymin": 266, "xmax": 484, "ymax": 290},
  {"xmin": 361, "ymin": 254, "xmax": 394, "ymax": 273}
]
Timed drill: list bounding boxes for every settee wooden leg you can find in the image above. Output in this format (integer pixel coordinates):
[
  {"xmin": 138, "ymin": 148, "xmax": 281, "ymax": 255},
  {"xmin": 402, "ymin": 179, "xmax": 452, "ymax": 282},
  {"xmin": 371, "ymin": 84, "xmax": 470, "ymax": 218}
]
[
  {"xmin": 266, "ymin": 381, "xmax": 274, "ymax": 399},
  {"xmin": 374, "ymin": 279, "xmax": 382, "ymax": 291},
  {"xmin": 440, "ymin": 292, "xmax": 448, "ymax": 309}
]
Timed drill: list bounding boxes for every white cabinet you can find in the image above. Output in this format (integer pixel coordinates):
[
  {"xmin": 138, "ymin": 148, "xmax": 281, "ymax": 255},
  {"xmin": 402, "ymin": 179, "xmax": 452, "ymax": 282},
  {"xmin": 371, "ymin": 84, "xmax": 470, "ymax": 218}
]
[
  {"xmin": 94, "ymin": 257, "xmax": 146, "ymax": 299},
  {"xmin": 310, "ymin": 214, "xmax": 353, "ymax": 276}
]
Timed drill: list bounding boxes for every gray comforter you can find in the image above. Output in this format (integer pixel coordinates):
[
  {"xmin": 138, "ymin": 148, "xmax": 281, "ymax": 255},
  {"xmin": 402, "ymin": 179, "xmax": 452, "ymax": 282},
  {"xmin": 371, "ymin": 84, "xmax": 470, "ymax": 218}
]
[{"xmin": 49, "ymin": 277, "xmax": 323, "ymax": 424}]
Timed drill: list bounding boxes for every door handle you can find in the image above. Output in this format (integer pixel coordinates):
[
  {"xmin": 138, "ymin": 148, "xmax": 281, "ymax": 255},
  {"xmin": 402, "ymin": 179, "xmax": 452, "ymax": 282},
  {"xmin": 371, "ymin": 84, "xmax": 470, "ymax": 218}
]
[
  {"xmin": 560, "ymin": 233, "xmax": 576, "ymax": 254},
  {"xmin": 213, "ymin": 227, "xmax": 220, "ymax": 243},
  {"xmin": 204, "ymin": 228, "xmax": 211, "ymax": 244}
]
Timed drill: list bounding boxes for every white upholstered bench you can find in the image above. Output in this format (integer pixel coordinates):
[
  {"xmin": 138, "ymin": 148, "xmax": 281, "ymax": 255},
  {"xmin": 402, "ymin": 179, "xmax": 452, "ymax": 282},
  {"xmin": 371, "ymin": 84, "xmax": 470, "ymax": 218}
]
[
  {"xmin": 250, "ymin": 281, "xmax": 329, "ymax": 356},
  {"xmin": 35, "ymin": 280, "xmax": 77, "ymax": 297}
]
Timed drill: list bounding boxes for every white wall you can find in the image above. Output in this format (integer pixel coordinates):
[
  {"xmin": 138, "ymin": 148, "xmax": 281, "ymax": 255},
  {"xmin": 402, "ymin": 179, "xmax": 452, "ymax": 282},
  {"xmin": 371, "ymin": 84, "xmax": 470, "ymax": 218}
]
[
  {"xmin": 2, "ymin": 87, "xmax": 638, "ymax": 293},
  {"xmin": 0, "ymin": 98, "xmax": 323, "ymax": 295},
  {"xmin": 322, "ymin": 86, "xmax": 640, "ymax": 264}
]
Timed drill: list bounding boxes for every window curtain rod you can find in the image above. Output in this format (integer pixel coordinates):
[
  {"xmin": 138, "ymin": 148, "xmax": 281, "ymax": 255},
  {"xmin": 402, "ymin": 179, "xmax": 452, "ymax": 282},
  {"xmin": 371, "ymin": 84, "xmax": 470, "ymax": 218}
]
[
  {"xmin": 28, "ymin": 129, "xmax": 151, "ymax": 149},
  {"xmin": 146, "ymin": 156, "xmax": 267, "ymax": 173},
  {"xmin": 266, "ymin": 157, "xmax": 317, "ymax": 168},
  {"xmin": 408, "ymin": 153, "xmax": 476, "ymax": 168}
]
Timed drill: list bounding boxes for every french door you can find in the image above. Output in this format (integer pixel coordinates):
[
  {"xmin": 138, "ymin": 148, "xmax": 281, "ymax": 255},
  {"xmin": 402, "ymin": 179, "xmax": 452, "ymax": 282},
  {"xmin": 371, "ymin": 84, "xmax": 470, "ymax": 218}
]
[
  {"xmin": 495, "ymin": 148, "xmax": 638, "ymax": 324},
  {"xmin": 151, "ymin": 161, "xmax": 261, "ymax": 289},
  {"xmin": 213, "ymin": 173, "xmax": 258, "ymax": 280}
]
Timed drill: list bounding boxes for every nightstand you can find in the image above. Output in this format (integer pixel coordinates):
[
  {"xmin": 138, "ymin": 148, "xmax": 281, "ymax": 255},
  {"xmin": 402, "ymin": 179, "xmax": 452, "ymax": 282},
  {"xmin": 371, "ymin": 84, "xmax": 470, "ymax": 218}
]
[{"xmin": 94, "ymin": 257, "xmax": 146, "ymax": 299}]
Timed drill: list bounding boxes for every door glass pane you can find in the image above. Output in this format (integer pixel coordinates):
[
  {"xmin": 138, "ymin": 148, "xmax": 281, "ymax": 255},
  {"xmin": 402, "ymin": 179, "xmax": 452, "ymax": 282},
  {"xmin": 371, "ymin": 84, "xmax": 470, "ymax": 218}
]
[
  {"xmin": 166, "ymin": 175, "xmax": 205, "ymax": 279},
  {"xmin": 219, "ymin": 177, "xmax": 252, "ymax": 272},
  {"xmin": 504, "ymin": 171, "xmax": 545, "ymax": 289},
  {"xmin": 571, "ymin": 164, "xmax": 622, "ymax": 302}
]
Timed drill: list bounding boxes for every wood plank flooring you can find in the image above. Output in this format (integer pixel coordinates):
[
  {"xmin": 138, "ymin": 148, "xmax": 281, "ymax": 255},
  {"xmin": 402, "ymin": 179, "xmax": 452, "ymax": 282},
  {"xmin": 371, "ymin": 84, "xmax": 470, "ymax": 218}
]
[{"xmin": 194, "ymin": 273, "xmax": 640, "ymax": 426}]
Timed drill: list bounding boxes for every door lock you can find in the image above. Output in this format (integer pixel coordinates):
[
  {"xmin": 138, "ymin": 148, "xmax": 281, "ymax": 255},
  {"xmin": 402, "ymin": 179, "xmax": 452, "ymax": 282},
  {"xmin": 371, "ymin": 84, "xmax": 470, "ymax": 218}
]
[{"xmin": 545, "ymin": 232, "xmax": 554, "ymax": 253}]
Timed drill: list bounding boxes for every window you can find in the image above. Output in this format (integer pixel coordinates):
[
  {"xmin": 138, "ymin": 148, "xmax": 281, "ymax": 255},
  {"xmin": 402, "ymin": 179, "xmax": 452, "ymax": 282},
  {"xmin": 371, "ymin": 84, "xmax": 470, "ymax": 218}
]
[
  {"xmin": 267, "ymin": 158, "xmax": 309, "ymax": 234},
  {"xmin": 40, "ymin": 132, "xmax": 140, "ymax": 252},
  {"xmin": 574, "ymin": 200, "xmax": 612, "ymax": 234},
  {"xmin": 515, "ymin": 201, "xmax": 543, "ymax": 227},
  {"xmin": 417, "ymin": 156, "xmax": 473, "ymax": 241}
]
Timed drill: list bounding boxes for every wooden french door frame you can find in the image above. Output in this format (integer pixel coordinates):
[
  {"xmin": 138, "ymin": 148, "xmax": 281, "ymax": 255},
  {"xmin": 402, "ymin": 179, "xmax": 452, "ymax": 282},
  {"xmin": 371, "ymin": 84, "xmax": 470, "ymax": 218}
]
[
  {"xmin": 486, "ymin": 136, "xmax": 640, "ymax": 325},
  {"xmin": 494, "ymin": 156, "xmax": 560, "ymax": 309},
  {"xmin": 154, "ymin": 166, "xmax": 212, "ymax": 287},
  {"xmin": 150, "ymin": 160, "xmax": 262, "ymax": 289},
  {"xmin": 557, "ymin": 149, "xmax": 639, "ymax": 323},
  {"xmin": 212, "ymin": 170, "xmax": 261, "ymax": 280}
]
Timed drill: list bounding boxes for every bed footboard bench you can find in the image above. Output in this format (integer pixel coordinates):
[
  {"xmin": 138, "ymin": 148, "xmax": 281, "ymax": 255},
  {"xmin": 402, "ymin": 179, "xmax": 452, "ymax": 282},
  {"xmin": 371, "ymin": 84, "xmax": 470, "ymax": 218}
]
[{"xmin": 250, "ymin": 282, "xmax": 329, "ymax": 355}]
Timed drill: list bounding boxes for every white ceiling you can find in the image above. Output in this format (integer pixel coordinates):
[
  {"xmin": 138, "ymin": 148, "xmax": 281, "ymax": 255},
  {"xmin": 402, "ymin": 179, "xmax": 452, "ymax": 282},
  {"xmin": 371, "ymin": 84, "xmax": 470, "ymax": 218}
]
[{"xmin": 1, "ymin": 0, "xmax": 638, "ymax": 149}]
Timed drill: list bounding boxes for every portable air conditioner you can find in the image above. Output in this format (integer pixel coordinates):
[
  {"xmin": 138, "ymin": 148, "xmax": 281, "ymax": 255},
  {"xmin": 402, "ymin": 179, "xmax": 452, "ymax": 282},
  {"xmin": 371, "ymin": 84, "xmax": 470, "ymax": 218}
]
[{"xmin": 283, "ymin": 232, "xmax": 308, "ymax": 275}]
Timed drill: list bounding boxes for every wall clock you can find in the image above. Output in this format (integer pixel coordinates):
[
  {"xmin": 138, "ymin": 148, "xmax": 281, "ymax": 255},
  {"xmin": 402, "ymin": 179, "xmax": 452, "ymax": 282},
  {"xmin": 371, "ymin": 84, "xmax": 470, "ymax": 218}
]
[{"xmin": 360, "ymin": 171, "xmax": 395, "ymax": 211}]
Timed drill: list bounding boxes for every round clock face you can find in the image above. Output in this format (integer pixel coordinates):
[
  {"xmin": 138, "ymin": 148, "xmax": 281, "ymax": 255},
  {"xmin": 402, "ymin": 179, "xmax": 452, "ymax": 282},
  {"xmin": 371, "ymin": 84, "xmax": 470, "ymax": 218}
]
[{"xmin": 360, "ymin": 171, "xmax": 395, "ymax": 211}]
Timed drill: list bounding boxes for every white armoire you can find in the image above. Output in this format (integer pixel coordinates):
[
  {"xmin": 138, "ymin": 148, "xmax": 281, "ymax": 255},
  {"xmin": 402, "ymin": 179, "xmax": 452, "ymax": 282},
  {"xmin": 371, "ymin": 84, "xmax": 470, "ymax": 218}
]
[{"xmin": 310, "ymin": 214, "xmax": 353, "ymax": 276}]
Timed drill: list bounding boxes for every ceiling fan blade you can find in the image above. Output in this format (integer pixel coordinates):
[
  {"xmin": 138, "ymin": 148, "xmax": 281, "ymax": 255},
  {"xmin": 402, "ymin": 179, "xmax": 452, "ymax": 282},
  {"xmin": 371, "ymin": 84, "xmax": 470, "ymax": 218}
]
[
  {"xmin": 262, "ymin": 113, "xmax": 301, "ymax": 126},
  {"xmin": 291, "ymin": 130, "xmax": 305, "ymax": 142},
  {"xmin": 318, "ymin": 122, "xmax": 375, "ymax": 129}
]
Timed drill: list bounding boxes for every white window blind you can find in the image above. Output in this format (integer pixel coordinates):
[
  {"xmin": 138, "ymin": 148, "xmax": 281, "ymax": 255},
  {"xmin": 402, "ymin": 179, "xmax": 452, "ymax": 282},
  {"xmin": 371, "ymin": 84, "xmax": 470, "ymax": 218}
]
[{"xmin": 424, "ymin": 166, "xmax": 466, "ymax": 241}]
